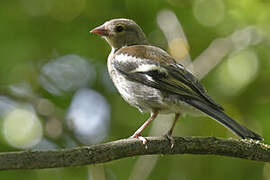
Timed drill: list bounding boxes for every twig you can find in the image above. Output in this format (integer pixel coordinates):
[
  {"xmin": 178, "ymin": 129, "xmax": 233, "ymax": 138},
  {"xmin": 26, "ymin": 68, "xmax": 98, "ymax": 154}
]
[{"xmin": 0, "ymin": 136, "xmax": 269, "ymax": 171}]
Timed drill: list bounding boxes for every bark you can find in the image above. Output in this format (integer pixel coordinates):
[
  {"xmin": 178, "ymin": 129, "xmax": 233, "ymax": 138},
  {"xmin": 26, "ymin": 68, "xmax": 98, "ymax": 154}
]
[{"xmin": 0, "ymin": 136, "xmax": 269, "ymax": 171}]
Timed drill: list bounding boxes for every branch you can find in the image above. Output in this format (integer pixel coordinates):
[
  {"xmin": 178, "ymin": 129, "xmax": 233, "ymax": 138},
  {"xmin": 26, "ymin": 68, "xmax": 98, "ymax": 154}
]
[{"xmin": 0, "ymin": 136, "xmax": 269, "ymax": 171}]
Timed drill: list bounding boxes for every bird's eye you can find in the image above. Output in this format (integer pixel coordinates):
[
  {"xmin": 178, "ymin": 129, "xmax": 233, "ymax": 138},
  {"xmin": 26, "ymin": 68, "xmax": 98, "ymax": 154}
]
[{"xmin": 115, "ymin": 25, "xmax": 124, "ymax": 32}]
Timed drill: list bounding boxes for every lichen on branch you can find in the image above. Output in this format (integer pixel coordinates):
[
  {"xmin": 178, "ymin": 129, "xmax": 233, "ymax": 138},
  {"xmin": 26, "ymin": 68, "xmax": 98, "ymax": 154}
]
[{"xmin": 0, "ymin": 136, "xmax": 269, "ymax": 171}]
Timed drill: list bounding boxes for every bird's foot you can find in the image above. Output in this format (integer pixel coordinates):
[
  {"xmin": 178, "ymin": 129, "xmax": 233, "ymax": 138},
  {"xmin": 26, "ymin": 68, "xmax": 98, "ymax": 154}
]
[
  {"xmin": 164, "ymin": 133, "xmax": 175, "ymax": 149},
  {"xmin": 130, "ymin": 133, "xmax": 148, "ymax": 148}
]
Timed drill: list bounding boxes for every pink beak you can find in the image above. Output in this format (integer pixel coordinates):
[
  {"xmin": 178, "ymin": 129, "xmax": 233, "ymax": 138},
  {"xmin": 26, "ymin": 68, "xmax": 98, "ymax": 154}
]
[{"xmin": 90, "ymin": 25, "xmax": 109, "ymax": 36}]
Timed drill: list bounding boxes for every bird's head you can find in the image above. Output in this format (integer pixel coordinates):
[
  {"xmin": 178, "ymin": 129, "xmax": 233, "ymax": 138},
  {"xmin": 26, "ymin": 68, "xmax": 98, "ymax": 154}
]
[{"xmin": 90, "ymin": 18, "xmax": 149, "ymax": 50}]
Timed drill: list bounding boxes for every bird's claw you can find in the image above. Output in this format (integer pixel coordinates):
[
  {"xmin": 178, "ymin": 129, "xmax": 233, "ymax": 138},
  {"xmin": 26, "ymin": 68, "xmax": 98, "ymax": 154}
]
[
  {"xmin": 164, "ymin": 133, "xmax": 175, "ymax": 149},
  {"xmin": 137, "ymin": 136, "xmax": 147, "ymax": 145},
  {"xmin": 130, "ymin": 134, "xmax": 148, "ymax": 149}
]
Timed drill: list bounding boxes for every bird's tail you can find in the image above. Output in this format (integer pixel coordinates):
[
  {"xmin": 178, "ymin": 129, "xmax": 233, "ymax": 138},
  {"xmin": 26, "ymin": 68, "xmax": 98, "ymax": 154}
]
[{"xmin": 184, "ymin": 98, "xmax": 263, "ymax": 140}]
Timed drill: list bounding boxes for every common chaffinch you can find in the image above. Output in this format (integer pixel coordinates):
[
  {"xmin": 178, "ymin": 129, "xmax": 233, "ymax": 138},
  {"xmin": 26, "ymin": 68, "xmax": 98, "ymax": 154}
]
[{"xmin": 90, "ymin": 18, "xmax": 262, "ymax": 145}]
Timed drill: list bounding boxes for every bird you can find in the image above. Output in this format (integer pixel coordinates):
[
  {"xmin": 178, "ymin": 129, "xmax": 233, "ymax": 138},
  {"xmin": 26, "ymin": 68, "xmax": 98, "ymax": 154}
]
[{"xmin": 90, "ymin": 18, "xmax": 262, "ymax": 145}]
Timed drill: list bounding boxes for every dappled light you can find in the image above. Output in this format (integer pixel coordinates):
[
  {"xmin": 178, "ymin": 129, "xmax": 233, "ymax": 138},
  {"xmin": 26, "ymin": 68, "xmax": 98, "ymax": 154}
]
[
  {"xmin": 0, "ymin": 97, "xmax": 44, "ymax": 149},
  {"xmin": 45, "ymin": 118, "xmax": 63, "ymax": 139},
  {"xmin": 39, "ymin": 54, "xmax": 95, "ymax": 96},
  {"xmin": 216, "ymin": 49, "xmax": 259, "ymax": 96},
  {"xmin": 66, "ymin": 88, "xmax": 110, "ymax": 145},
  {"xmin": 193, "ymin": 0, "xmax": 226, "ymax": 26},
  {"xmin": 193, "ymin": 26, "xmax": 264, "ymax": 79},
  {"xmin": 157, "ymin": 10, "xmax": 192, "ymax": 69},
  {"xmin": 3, "ymin": 108, "xmax": 43, "ymax": 149},
  {"xmin": 0, "ymin": 96, "xmax": 17, "ymax": 115}
]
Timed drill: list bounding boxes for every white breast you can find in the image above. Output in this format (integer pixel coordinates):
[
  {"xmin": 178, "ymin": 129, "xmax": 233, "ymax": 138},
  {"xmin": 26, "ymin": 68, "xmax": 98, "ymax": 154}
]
[{"xmin": 107, "ymin": 52, "xmax": 166, "ymax": 112}]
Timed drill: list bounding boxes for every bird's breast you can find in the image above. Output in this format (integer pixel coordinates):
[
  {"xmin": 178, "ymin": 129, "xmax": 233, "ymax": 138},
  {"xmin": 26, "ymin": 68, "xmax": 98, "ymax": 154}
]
[{"xmin": 108, "ymin": 58, "xmax": 166, "ymax": 112}]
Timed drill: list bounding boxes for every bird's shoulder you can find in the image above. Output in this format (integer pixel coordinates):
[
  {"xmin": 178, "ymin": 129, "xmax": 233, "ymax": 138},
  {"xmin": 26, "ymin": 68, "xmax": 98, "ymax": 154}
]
[{"xmin": 112, "ymin": 45, "xmax": 176, "ymax": 64}]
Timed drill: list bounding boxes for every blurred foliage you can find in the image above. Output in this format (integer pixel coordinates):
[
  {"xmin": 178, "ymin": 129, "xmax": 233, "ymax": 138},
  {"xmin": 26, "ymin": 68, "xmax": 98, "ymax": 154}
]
[{"xmin": 0, "ymin": 0, "xmax": 270, "ymax": 179}]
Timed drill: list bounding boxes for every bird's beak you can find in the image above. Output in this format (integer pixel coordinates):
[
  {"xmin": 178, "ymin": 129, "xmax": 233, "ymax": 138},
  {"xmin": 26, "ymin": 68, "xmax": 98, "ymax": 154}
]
[{"xmin": 90, "ymin": 25, "xmax": 109, "ymax": 36}]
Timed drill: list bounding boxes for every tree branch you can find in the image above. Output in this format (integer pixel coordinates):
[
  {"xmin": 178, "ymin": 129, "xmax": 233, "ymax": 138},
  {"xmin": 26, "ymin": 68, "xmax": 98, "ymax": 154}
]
[{"xmin": 0, "ymin": 136, "xmax": 269, "ymax": 171}]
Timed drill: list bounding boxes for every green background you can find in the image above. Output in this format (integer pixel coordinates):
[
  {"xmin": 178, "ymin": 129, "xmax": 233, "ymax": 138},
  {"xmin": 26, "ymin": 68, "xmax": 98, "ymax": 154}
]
[{"xmin": 0, "ymin": 0, "xmax": 270, "ymax": 179}]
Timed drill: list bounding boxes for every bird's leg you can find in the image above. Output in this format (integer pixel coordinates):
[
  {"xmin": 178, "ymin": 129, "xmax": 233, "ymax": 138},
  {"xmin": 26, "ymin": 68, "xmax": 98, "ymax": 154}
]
[
  {"xmin": 130, "ymin": 111, "xmax": 159, "ymax": 145},
  {"xmin": 165, "ymin": 113, "xmax": 181, "ymax": 148}
]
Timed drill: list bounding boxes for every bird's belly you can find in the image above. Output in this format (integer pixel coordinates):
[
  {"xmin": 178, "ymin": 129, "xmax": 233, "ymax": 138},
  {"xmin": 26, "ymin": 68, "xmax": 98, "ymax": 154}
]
[
  {"xmin": 110, "ymin": 69, "xmax": 166, "ymax": 112},
  {"xmin": 162, "ymin": 95, "xmax": 202, "ymax": 115}
]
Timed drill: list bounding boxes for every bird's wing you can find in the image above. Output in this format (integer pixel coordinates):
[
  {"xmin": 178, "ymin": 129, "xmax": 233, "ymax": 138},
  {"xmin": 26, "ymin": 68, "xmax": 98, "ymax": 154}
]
[{"xmin": 112, "ymin": 45, "xmax": 224, "ymax": 111}]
